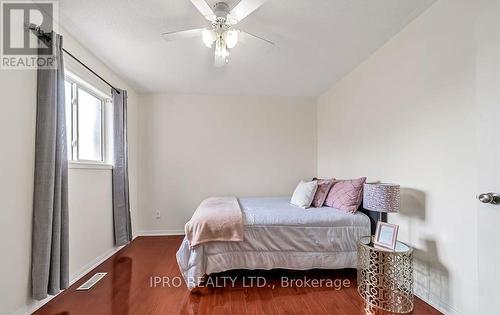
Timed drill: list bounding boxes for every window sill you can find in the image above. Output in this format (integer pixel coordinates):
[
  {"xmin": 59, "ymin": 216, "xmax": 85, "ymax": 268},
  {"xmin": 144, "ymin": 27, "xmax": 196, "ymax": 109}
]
[{"xmin": 68, "ymin": 161, "xmax": 113, "ymax": 170}]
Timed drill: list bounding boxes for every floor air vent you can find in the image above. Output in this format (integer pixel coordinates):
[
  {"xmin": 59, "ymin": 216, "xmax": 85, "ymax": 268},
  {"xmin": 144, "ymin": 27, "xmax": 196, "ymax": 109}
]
[{"xmin": 76, "ymin": 272, "xmax": 107, "ymax": 291}]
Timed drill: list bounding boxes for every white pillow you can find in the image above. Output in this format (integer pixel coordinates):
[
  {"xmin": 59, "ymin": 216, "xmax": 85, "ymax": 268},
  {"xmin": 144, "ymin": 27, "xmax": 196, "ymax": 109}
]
[{"xmin": 290, "ymin": 180, "xmax": 318, "ymax": 208}]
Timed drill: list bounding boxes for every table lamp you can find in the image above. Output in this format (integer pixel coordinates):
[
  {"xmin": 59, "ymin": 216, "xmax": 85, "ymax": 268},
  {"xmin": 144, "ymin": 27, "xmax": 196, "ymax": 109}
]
[{"xmin": 363, "ymin": 183, "xmax": 400, "ymax": 222}]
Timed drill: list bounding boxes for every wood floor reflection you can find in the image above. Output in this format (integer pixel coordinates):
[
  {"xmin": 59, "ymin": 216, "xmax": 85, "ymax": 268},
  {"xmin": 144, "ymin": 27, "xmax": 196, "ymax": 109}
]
[{"xmin": 33, "ymin": 236, "xmax": 441, "ymax": 315}]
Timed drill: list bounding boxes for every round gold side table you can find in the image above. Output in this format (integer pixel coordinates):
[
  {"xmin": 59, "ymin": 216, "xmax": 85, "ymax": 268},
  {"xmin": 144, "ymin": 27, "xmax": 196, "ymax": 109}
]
[{"xmin": 357, "ymin": 236, "xmax": 414, "ymax": 313}]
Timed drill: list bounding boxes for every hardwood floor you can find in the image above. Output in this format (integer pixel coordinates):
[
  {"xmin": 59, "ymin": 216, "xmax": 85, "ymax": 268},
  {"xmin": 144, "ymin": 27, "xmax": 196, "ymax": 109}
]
[{"xmin": 34, "ymin": 236, "xmax": 441, "ymax": 315}]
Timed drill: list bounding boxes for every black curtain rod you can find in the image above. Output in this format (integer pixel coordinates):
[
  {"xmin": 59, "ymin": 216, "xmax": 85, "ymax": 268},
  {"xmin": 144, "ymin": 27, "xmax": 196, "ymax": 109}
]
[
  {"xmin": 62, "ymin": 48, "xmax": 120, "ymax": 94},
  {"xmin": 28, "ymin": 24, "xmax": 121, "ymax": 94}
]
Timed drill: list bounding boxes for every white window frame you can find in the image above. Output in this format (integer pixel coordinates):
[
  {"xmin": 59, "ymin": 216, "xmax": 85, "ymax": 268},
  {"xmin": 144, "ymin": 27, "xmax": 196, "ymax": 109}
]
[{"xmin": 65, "ymin": 73, "xmax": 112, "ymax": 168}]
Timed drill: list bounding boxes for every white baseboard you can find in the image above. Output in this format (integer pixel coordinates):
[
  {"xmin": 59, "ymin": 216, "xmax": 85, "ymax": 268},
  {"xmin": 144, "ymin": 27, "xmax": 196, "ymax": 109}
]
[
  {"xmin": 134, "ymin": 229, "xmax": 185, "ymax": 237},
  {"xmin": 415, "ymin": 291, "xmax": 463, "ymax": 315},
  {"xmin": 10, "ymin": 245, "xmax": 124, "ymax": 315},
  {"xmin": 70, "ymin": 245, "xmax": 125, "ymax": 285},
  {"xmin": 9, "ymin": 297, "xmax": 54, "ymax": 315}
]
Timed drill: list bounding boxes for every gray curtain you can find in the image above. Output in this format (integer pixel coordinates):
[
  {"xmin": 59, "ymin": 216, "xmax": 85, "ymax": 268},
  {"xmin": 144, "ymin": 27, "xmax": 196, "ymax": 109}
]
[
  {"xmin": 31, "ymin": 33, "xmax": 69, "ymax": 300},
  {"xmin": 112, "ymin": 89, "xmax": 132, "ymax": 245}
]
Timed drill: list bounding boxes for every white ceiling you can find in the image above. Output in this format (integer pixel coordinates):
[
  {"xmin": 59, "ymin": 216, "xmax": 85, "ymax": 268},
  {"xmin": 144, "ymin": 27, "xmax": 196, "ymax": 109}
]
[{"xmin": 59, "ymin": 0, "xmax": 435, "ymax": 96}]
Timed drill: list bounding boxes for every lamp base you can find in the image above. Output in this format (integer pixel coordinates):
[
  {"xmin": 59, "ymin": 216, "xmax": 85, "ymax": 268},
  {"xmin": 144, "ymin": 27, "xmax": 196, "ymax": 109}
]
[{"xmin": 378, "ymin": 212, "xmax": 388, "ymax": 223}]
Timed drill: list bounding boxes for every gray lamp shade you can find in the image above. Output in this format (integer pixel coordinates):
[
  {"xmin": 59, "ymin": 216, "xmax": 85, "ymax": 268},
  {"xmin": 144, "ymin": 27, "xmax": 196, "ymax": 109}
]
[{"xmin": 363, "ymin": 183, "xmax": 400, "ymax": 213}]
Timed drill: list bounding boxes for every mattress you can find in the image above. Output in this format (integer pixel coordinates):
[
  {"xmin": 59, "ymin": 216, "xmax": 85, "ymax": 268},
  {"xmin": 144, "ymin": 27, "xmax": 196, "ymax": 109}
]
[
  {"xmin": 177, "ymin": 197, "xmax": 371, "ymax": 289},
  {"xmin": 241, "ymin": 196, "xmax": 370, "ymax": 227}
]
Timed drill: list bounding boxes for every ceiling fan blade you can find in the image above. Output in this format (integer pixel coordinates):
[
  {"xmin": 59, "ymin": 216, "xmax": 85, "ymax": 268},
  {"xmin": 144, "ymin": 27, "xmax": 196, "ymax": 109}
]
[
  {"xmin": 229, "ymin": 0, "xmax": 268, "ymax": 23},
  {"xmin": 161, "ymin": 29, "xmax": 203, "ymax": 41},
  {"xmin": 189, "ymin": 0, "xmax": 216, "ymax": 21},
  {"xmin": 239, "ymin": 30, "xmax": 275, "ymax": 49}
]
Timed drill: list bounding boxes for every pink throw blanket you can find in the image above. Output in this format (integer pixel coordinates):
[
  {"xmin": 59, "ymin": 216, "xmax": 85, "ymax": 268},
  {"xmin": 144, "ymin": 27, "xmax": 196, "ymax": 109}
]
[{"xmin": 185, "ymin": 197, "xmax": 244, "ymax": 247}]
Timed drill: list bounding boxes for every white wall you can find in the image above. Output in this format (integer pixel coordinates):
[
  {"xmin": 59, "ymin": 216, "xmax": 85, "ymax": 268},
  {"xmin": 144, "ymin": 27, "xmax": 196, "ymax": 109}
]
[
  {"xmin": 67, "ymin": 169, "xmax": 114, "ymax": 278},
  {"xmin": 136, "ymin": 94, "xmax": 317, "ymax": 233},
  {"xmin": 0, "ymin": 26, "xmax": 139, "ymax": 315},
  {"xmin": 0, "ymin": 69, "xmax": 38, "ymax": 315},
  {"xmin": 317, "ymin": 0, "xmax": 489, "ymax": 314}
]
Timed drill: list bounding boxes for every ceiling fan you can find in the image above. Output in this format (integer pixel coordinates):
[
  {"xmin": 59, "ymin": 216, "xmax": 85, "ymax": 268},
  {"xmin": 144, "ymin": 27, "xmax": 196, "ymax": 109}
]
[{"xmin": 161, "ymin": 0, "xmax": 274, "ymax": 67}]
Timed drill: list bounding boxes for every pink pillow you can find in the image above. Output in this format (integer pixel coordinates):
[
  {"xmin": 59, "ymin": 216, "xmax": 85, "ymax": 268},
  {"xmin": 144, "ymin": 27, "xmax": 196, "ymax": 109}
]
[
  {"xmin": 324, "ymin": 177, "xmax": 367, "ymax": 213},
  {"xmin": 311, "ymin": 179, "xmax": 335, "ymax": 207}
]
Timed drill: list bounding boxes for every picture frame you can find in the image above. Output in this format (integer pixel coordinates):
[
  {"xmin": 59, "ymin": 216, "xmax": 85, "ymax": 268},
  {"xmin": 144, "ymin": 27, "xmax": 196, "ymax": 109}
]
[{"xmin": 374, "ymin": 222, "xmax": 399, "ymax": 250}]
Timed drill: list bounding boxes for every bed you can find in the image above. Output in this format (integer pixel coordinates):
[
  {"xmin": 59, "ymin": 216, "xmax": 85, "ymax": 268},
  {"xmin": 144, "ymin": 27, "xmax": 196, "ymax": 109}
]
[{"xmin": 176, "ymin": 196, "xmax": 376, "ymax": 290}]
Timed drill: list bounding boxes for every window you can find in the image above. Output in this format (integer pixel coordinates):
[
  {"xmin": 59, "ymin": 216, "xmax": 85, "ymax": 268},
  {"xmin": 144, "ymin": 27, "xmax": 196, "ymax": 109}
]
[{"xmin": 65, "ymin": 77, "xmax": 110, "ymax": 163}]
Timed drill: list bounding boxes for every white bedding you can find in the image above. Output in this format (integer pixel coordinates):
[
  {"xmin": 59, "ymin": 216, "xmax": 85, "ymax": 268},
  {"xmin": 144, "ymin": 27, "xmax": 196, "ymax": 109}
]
[{"xmin": 176, "ymin": 197, "xmax": 371, "ymax": 289}]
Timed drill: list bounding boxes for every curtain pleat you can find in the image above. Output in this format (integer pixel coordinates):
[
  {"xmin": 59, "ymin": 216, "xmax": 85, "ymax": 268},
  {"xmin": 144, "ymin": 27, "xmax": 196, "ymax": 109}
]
[
  {"xmin": 112, "ymin": 89, "xmax": 132, "ymax": 245},
  {"xmin": 31, "ymin": 33, "xmax": 69, "ymax": 300}
]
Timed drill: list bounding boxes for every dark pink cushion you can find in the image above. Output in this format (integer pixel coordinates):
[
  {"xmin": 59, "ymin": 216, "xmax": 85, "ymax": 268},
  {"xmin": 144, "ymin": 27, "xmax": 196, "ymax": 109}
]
[
  {"xmin": 324, "ymin": 177, "xmax": 367, "ymax": 213},
  {"xmin": 311, "ymin": 179, "xmax": 335, "ymax": 207}
]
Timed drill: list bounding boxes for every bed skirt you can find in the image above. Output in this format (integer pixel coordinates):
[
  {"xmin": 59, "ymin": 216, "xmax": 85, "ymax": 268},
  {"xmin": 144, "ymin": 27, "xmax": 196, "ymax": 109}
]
[{"xmin": 176, "ymin": 227, "xmax": 367, "ymax": 290}]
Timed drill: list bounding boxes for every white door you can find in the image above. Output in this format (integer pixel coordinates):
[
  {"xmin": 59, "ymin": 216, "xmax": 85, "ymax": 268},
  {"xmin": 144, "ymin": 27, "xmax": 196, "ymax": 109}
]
[{"xmin": 476, "ymin": 1, "xmax": 500, "ymax": 313}]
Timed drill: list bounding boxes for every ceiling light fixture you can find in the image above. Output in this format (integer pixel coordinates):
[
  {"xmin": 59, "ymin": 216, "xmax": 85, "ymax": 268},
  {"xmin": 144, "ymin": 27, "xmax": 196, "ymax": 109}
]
[
  {"xmin": 161, "ymin": 0, "xmax": 275, "ymax": 67},
  {"xmin": 202, "ymin": 19, "xmax": 238, "ymax": 65}
]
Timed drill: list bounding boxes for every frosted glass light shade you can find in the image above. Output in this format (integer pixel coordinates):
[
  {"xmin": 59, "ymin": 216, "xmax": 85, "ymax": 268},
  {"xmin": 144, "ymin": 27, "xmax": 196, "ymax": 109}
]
[
  {"xmin": 214, "ymin": 39, "xmax": 229, "ymax": 67},
  {"xmin": 224, "ymin": 30, "xmax": 239, "ymax": 49},
  {"xmin": 202, "ymin": 28, "xmax": 216, "ymax": 48},
  {"xmin": 215, "ymin": 39, "xmax": 229, "ymax": 59}
]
